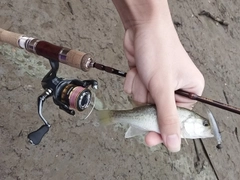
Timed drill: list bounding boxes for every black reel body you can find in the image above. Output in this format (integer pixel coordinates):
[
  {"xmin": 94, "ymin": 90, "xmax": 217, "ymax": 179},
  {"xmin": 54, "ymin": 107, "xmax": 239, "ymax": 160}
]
[{"xmin": 28, "ymin": 59, "xmax": 98, "ymax": 145}]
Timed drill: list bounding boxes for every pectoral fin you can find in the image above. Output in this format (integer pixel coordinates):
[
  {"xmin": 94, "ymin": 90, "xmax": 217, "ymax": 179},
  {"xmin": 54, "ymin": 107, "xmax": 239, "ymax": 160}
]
[{"xmin": 125, "ymin": 126, "xmax": 147, "ymax": 138}]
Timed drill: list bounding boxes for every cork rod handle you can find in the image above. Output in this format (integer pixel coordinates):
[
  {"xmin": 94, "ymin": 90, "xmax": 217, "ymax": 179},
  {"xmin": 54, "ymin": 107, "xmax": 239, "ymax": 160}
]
[
  {"xmin": 0, "ymin": 28, "xmax": 93, "ymax": 71},
  {"xmin": 0, "ymin": 28, "xmax": 23, "ymax": 47}
]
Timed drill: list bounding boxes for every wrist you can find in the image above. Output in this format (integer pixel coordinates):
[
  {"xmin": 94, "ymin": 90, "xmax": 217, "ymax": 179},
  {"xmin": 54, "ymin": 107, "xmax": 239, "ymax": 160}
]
[{"xmin": 112, "ymin": 0, "xmax": 173, "ymax": 29}]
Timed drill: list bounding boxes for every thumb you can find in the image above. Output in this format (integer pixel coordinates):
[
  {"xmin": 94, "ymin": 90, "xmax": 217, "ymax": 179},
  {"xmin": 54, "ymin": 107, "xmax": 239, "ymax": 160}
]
[{"xmin": 152, "ymin": 85, "xmax": 181, "ymax": 152}]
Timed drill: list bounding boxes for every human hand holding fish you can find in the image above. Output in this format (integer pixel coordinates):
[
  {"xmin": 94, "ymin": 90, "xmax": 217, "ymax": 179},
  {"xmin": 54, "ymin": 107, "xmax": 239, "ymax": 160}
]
[
  {"xmin": 97, "ymin": 105, "xmax": 214, "ymax": 140},
  {"xmin": 112, "ymin": 0, "xmax": 205, "ymax": 152}
]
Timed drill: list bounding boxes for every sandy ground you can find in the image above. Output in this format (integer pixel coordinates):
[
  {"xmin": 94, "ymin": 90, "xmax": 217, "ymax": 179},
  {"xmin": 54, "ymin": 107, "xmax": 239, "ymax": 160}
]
[{"xmin": 1, "ymin": 0, "xmax": 240, "ymax": 179}]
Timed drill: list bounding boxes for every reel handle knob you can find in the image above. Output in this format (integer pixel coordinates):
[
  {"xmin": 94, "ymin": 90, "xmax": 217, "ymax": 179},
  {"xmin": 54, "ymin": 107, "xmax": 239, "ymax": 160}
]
[{"xmin": 27, "ymin": 125, "xmax": 49, "ymax": 145}]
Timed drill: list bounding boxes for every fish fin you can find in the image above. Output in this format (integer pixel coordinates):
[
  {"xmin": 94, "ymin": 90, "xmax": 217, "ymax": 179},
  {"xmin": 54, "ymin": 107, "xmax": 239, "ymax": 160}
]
[
  {"xmin": 96, "ymin": 110, "xmax": 114, "ymax": 125},
  {"xmin": 93, "ymin": 95, "xmax": 108, "ymax": 110},
  {"xmin": 125, "ymin": 126, "xmax": 147, "ymax": 138}
]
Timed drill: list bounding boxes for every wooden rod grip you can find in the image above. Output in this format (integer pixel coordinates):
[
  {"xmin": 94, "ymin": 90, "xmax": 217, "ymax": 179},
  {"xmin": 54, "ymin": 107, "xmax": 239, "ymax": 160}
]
[
  {"xmin": 0, "ymin": 28, "xmax": 22, "ymax": 47},
  {"xmin": 0, "ymin": 28, "xmax": 94, "ymax": 71},
  {"xmin": 64, "ymin": 50, "xmax": 92, "ymax": 71}
]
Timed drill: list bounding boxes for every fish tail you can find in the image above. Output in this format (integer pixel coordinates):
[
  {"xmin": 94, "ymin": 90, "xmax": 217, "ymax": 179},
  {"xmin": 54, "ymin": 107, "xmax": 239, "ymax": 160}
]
[{"xmin": 96, "ymin": 110, "xmax": 114, "ymax": 125}]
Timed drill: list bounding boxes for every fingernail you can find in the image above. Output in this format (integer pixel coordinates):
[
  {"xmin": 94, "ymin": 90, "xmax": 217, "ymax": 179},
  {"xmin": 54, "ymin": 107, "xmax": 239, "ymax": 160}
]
[{"xmin": 166, "ymin": 134, "xmax": 181, "ymax": 152}]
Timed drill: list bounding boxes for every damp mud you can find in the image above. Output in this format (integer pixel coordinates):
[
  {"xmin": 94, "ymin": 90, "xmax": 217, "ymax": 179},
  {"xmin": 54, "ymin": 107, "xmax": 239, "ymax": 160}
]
[{"xmin": 1, "ymin": 0, "xmax": 240, "ymax": 179}]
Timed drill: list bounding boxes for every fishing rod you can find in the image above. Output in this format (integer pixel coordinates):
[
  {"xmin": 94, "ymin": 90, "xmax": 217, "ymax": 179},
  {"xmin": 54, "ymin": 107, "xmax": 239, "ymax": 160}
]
[
  {"xmin": 0, "ymin": 28, "xmax": 126, "ymax": 76},
  {"xmin": 1, "ymin": 28, "xmax": 240, "ymax": 114},
  {"xmin": 0, "ymin": 28, "xmax": 238, "ymax": 145}
]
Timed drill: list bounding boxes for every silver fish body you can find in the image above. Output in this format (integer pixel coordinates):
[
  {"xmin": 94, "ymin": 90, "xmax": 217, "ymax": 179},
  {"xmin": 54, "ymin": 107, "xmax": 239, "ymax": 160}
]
[{"xmin": 97, "ymin": 105, "xmax": 214, "ymax": 139}]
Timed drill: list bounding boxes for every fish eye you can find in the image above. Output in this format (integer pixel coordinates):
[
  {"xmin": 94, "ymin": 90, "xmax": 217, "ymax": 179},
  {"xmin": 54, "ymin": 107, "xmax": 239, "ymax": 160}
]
[{"xmin": 203, "ymin": 120, "xmax": 209, "ymax": 126}]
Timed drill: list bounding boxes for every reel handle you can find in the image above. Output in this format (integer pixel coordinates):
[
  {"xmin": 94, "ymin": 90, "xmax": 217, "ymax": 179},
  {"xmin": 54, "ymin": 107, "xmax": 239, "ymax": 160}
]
[{"xmin": 28, "ymin": 125, "xmax": 49, "ymax": 145}]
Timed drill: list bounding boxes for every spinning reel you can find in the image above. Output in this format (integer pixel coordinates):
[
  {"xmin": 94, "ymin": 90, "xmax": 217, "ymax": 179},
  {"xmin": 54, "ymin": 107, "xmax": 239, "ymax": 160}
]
[{"xmin": 27, "ymin": 59, "xmax": 98, "ymax": 145}]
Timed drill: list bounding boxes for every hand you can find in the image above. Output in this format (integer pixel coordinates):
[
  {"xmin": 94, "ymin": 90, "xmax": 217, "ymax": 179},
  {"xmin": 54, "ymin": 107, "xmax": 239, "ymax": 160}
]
[
  {"xmin": 112, "ymin": 0, "xmax": 204, "ymax": 152},
  {"xmin": 123, "ymin": 24, "xmax": 204, "ymax": 152}
]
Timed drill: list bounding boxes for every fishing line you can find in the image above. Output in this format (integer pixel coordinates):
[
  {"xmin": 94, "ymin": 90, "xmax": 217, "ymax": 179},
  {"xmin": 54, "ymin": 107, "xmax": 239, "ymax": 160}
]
[{"xmin": 80, "ymin": 92, "xmax": 96, "ymax": 120}]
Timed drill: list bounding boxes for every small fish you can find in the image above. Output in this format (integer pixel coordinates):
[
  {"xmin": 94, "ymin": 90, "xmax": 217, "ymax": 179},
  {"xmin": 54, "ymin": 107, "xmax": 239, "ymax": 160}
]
[{"xmin": 97, "ymin": 105, "xmax": 214, "ymax": 139}]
